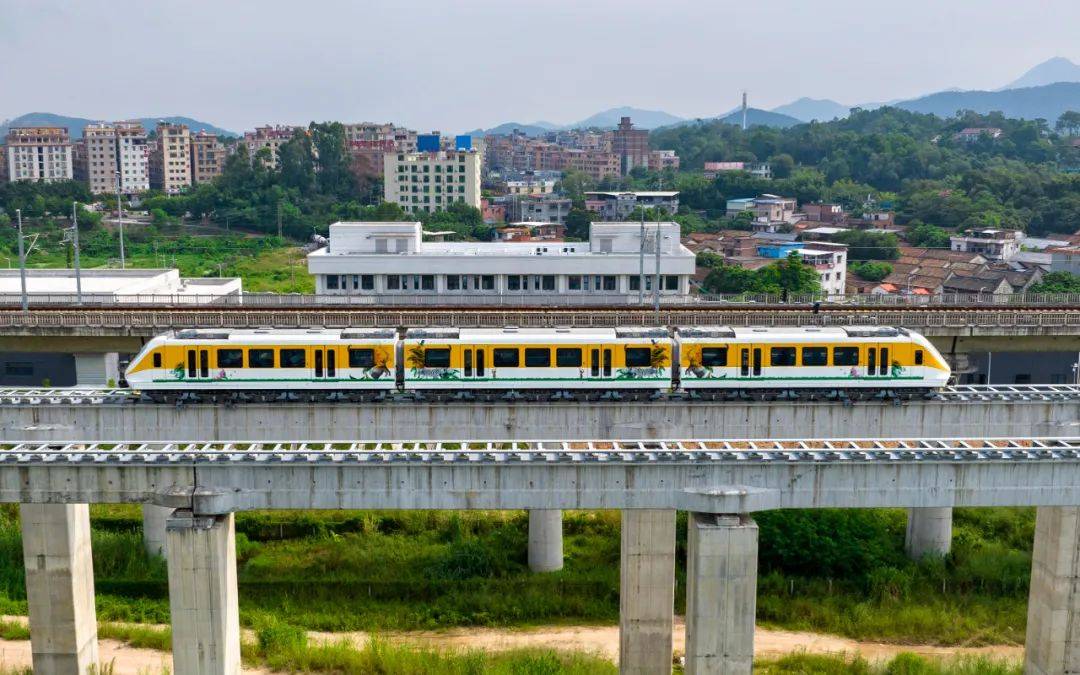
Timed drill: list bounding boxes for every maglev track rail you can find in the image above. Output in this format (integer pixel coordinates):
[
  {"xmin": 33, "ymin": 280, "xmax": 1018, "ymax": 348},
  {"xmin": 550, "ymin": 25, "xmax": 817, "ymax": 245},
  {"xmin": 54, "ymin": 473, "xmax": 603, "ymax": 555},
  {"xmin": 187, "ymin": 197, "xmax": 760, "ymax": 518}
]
[
  {"xmin": 1, "ymin": 385, "xmax": 1080, "ymax": 406},
  {"xmin": 3, "ymin": 438, "xmax": 1080, "ymax": 464}
]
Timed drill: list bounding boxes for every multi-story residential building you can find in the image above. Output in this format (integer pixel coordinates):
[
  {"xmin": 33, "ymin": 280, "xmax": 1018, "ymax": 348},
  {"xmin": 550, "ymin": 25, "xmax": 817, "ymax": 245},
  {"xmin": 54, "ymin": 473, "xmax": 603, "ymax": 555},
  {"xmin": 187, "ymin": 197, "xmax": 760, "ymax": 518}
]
[
  {"xmin": 383, "ymin": 150, "xmax": 482, "ymax": 213},
  {"xmin": 242, "ymin": 125, "xmax": 298, "ymax": 168},
  {"xmin": 611, "ymin": 117, "xmax": 649, "ymax": 175},
  {"xmin": 725, "ymin": 194, "xmax": 798, "ymax": 222},
  {"xmin": 949, "ymin": 229, "xmax": 1022, "ymax": 261},
  {"xmin": 584, "ymin": 191, "xmax": 680, "ymax": 220},
  {"xmin": 703, "ymin": 161, "xmax": 772, "ymax": 180},
  {"xmin": 954, "ymin": 127, "xmax": 1003, "ymax": 143},
  {"xmin": 648, "ymin": 150, "xmax": 680, "ymax": 171},
  {"xmin": 148, "ymin": 123, "xmax": 192, "ymax": 194},
  {"xmin": 803, "ymin": 203, "xmax": 845, "ymax": 223},
  {"xmin": 71, "ymin": 139, "xmax": 86, "ymax": 183},
  {"xmin": 308, "ymin": 220, "xmax": 695, "ymax": 301},
  {"xmin": 4, "ymin": 127, "xmax": 73, "ymax": 183},
  {"xmin": 82, "ymin": 121, "xmax": 150, "ymax": 194},
  {"xmin": 189, "ymin": 131, "xmax": 226, "ymax": 184},
  {"xmin": 504, "ymin": 177, "xmax": 556, "ymax": 195},
  {"xmin": 343, "ymin": 122, "xmax": 417, "ymax": 151},
  {"xmin": 564, "ymin": 149, "xmax": 621, "ymax": 181},
  {"xmin": 508, "ymin": 194, "xmax": 573, "ymax": 225}
]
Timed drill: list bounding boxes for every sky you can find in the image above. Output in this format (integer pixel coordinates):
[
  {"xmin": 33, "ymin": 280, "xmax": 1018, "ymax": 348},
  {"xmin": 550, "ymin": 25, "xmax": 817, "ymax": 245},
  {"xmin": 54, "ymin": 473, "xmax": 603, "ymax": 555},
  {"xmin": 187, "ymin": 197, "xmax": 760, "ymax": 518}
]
[{"xmin": 2, "ymin": 0, "xmax": 1079, "ymax": 133}]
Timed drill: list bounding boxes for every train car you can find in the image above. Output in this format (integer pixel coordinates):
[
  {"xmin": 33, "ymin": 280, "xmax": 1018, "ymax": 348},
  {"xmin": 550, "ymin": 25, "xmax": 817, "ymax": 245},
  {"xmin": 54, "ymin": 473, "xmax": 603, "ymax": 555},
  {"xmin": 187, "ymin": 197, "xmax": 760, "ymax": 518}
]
[
  {"xmin": 124, "ymin": 328, "xmax": 397, "ymax": 400},
  {"xmin": 677, "ymin": 325, "xmax": 950, "ymax": 396},
  {"xmin": 401, "ymin": 327, "xmax": 673, "ymax": 396}
]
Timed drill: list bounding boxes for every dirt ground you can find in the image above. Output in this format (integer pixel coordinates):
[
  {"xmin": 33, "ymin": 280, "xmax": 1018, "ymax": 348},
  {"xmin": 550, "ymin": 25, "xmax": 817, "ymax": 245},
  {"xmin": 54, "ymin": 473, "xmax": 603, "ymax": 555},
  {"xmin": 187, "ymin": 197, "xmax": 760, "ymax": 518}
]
[{"xmin": 0, "ymin": 619, "xmax": 1024, "ymax": 672}]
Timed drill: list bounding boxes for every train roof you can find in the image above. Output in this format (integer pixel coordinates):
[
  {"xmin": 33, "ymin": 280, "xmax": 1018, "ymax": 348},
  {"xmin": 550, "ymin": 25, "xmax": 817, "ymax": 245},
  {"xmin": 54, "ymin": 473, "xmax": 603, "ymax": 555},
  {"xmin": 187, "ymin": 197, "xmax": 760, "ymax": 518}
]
[
  {"xmin": 406, "ymin": 327, "xmax": 672, "ymax": 343},
  {"xmin": 679, "ymin": 326, "xmax": 912, "ymax": 341},
  {"xmin": 167, "ymin": 328, "xmax": 397, "ymax": 342}
]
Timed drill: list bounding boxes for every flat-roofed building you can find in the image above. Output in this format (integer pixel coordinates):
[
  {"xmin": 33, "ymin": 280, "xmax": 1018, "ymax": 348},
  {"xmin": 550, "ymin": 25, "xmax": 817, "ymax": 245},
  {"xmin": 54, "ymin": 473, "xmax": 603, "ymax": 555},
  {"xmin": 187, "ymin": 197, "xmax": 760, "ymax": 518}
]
[
  {"xmin": 83, "ymin": 121, "xmax": 149, "ymax": 194},
  {"xmin": 190, "ymin": 131, "xmax": 226, "ymax": 184},
  {"xmin": 584, "ymin": 191, "xmax": 680, "ymax": 220},
  {"xmin": 242, "ymin": 125, "xmax": 298, "ymax": 168},
  {"xmin": 383, "ymin": 150, "xmax": 482, "ymax": 213},
  {"xmin": 307, "ymin": 220, "xmax": 695, "ymax": 301},
  {"xmin": 4, "ymin": 127, "xmax": 73, "ymax": 183},
  {"xmin": 149, "ymin": 123, "xmax": 191, "ymax": 194}
]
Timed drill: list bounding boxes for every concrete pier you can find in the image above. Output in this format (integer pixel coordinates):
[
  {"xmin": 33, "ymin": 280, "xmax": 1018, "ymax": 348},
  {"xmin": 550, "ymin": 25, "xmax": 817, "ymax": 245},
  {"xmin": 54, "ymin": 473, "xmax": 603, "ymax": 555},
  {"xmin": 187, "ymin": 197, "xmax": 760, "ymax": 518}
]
[
  {"xmin": 619, "ymin": 509, "xmax": 676, "ymax": 675},
  {"xmin": 166, "ymin": 511, "xmax": 241, "ymax": 675},
  {"xmin": 20, "ymin": 503, "xmax": 99, "ymax": 674},
  {"xmin": 527, "ymin": 509, "xmax": 563, "ymax": 572},
  {"xmin": 685, "ymin": 513, "xmax": 758, "ymax": 675},
  {"xmin": 142, "ymin": 504, "xmax": 170, "ymax": 557},
  {"xmin": 905, "ymin": 507, "xmax": 953, "ymax": 559},
  {"xmin": 1025, "ymin": 506, "xmax": 1080, "ymax": 675}
]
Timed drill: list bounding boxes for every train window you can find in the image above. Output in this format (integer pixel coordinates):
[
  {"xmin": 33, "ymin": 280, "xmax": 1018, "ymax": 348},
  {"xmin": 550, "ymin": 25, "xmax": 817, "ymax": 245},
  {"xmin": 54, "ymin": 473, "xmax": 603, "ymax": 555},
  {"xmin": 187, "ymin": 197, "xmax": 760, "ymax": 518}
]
[
  {"xmin": 701, "ymin": 348, "xmax": 727, "ymax": 367},
  {"xmin": 217, "ymin": 349, "xmax": 243, "ymax": 368},
  {"xmin": 152, "ymin": 352, "xmax": 162, "ymax": 368},
  {"xmin": 833, "ymin": 347, "xmax": 859, "ymax": 366},
  {"xmin": 802, "ymin": 347, "xmax": 828, "ymax": 366},
  {"xmin": 281, "ymin": 349, "xmax": 306, "ymax": 368},
  {"xmin": 248, "ymin": 349, "xmax": 275, "ymax": 368},
  {"xmin": 424, "ymin": 349, "xmax": 451, "ymax": 368},
  {"xmin": 914, "ymin": 350, "xmax": 924, "ymax": 365},
  {"xmin": 770, "ymin": 347, "xmax": 796, "ymax": 366},
  {"xmin": 348, "ymin": 349, "xmax": 374, "ymax": 368},
  {"xmin": 493, "ymin": 348, "xmax": 520, "ymax": 368},
  {"xmin": 557, "ymin": 348, "xmax": 582, "ymax": 368},
  {"xmin": 464, "ymin": 350, "xmax": 473, "ymax": 377},
  {"xmin": 625, "ymin": 347, "xmax": 651, "ymax": 368},
  {"xmin": 525, "ymin": 348, "xmax": 551, "ymax": 367},
  {"xmin": 880, "ymin": 348, "xmax": 889, "ymax": 376},
  {"xmin": 868, "ymin": 349, "xmax": 877, "ymax": 374}
]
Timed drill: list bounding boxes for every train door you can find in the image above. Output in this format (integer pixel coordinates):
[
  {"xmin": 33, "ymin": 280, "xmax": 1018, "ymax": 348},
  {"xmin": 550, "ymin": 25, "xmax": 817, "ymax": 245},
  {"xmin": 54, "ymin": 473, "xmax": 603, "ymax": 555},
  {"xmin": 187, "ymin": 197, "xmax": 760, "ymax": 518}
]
[
  {"xmin": 739, "ymin": 346, "xmax": 761, "ymax": 377},
  {"xmin": 313, "ymin": 347, "xmax": 336, "ymax": 381}
]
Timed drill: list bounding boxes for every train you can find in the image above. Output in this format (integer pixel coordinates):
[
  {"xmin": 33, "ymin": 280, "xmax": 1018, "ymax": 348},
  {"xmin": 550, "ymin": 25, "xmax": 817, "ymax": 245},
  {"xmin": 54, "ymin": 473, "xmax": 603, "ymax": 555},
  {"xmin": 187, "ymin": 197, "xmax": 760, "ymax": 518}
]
[{"xmin": 123, "ymin": 325, "xmax": 952, "ymax": 402}]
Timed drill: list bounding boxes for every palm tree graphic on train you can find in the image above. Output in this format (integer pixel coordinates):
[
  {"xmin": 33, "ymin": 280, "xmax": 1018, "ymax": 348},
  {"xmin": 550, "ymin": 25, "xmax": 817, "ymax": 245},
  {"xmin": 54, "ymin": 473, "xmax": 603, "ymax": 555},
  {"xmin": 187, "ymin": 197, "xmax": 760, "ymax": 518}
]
[
  {"xmin": 683, "ymin": 344, "xmax": 726, "ymax": 379},
  {"xmin": 407, "ymin": 340, "xmax": 459, "ymax": 380},
  {"xmin": 616, "ymin": 341, "xmax": 669, "ymax": 380}
]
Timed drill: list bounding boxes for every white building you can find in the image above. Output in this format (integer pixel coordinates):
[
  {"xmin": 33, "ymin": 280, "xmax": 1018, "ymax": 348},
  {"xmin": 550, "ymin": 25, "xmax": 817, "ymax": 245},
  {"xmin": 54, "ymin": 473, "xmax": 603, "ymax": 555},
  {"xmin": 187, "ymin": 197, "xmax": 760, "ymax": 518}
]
[
  {"xmin": 384, "ymin": 150, "xmax": 482, "ymax": 213},
  {"xmin": 4, "ymin": 127, "xmax": 73, "ymax": 183},
  {"xmin": 949, "ymin": 229, "xmax": 1022, "ymax": 261},
  {"xmin": 797, "ymin": 246, "xmax": 847, "ymax": 296},
  {"xmin": 307, "ymin": 221, "xmax": 696, "ymax": 302},
  {"xmin": 83, "ymin": 122, "xmax": 149, "ymax": 194},
  {"xmin": 0, "ymin": 268, "xmax": 241, "ymax": 303},
  {"xmin": 583, "ymin": 191, "xmax": 680, "ymax": 221}
]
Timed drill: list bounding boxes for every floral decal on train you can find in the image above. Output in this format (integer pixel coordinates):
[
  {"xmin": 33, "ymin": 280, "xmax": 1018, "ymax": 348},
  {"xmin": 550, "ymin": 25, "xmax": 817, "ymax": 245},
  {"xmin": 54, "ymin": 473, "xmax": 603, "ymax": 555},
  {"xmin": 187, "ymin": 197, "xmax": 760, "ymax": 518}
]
[
  {"xmin": 617, "ymin": 342, "xmax": 669, "ymax": 380},
  {"xmin": 406, "ymin": 340, "xmax": 459, "ymax": 380}
]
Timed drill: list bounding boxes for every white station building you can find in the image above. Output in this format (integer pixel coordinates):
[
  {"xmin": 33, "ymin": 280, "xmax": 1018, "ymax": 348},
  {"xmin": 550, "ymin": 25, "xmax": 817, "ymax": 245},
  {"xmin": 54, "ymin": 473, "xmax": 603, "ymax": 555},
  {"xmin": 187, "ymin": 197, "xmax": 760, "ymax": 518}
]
[{"xmin": 307, "ymin": 221, "xmax": 696, "ymax": 302}]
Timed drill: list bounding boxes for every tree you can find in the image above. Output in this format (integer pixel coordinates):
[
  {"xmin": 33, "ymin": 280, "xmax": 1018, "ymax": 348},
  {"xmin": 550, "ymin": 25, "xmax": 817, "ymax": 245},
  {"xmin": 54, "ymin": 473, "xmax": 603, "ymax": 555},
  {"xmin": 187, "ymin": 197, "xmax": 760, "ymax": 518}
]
[
  {"xmin": 556, "ymin": 170, "xmax": 595, "ymax": 201},
  {"xmin": 1055, "ymin": 111, "xmax": 1080, "ymax": 137},
  {"xmin": 1029, "ymin": 271, "xmax": 1080, "ymax": 294},
  {"xmin": 768, "ymin": 153, "xmax": 795, "ymax": 179},
  {"xmin": 849, "ymin": 261, "xmax": 893, "ymax": 282},
  {"xmin": 564, "ymin": 206, "xmax": 592, "ymax": 240},
  {"xmin": 701, "ymin": 252, "xmax": 820, "ymax": 295},
  {"xmin": 904, "ymin": 222, "xmax": 951, "ymax": 249},
  {"xmin": 833, "ymin": 230, "xmax": 899, "ymax": 260}
]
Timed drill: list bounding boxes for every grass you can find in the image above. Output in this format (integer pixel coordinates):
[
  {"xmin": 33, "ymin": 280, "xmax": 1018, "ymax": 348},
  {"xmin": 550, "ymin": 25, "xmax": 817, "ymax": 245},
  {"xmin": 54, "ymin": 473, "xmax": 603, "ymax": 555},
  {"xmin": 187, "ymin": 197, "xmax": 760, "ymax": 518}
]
[
  {"xmin": 0, "ymin": 504, "xmax": 1040, "ymax": 646},
  {"xmin": 754, "ymin": 652, "xmax": 1022, "ymax": 674}
]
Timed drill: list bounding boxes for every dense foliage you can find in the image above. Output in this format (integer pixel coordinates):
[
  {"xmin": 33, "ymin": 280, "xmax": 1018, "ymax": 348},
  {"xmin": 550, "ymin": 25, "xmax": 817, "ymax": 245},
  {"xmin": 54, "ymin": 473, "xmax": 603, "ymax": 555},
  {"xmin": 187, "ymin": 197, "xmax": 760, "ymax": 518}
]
[
  {"xmin": 699, "ymin": 251, "xmax": 822, "ymax": 295},
  {"xmin": 1028, "ymin": 271, "xmax": 1080, "ymax": 293}
]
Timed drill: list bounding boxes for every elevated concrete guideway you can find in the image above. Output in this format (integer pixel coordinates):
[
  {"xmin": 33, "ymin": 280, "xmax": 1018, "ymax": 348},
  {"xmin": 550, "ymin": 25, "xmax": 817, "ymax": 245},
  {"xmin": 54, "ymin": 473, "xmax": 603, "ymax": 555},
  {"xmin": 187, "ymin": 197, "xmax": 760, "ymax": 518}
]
[
  {"xmin": 2, "ymin": 386, "xmax": 1078, "ymax": 442},
  {"xmin": 6, "ymin": 437, "xmax": 1080, "ymax": 674}
]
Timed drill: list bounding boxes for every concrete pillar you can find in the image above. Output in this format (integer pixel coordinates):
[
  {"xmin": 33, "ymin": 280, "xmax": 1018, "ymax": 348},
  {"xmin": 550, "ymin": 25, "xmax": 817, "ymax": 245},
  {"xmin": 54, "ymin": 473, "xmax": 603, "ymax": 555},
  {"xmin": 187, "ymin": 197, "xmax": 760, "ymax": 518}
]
[
  {"xmin": 527, "ymin": 509, "xmax": 563, "ymax": 572},
  {"xmin": 142, "ymin": 504, "xmax": 171, "ymax": 557},
  {"xmin": 20, "ymin": 503, "xmax": 99, "ymax": 674},
  {"xmin": 905, "ymin": 507, "xmax": 953, "ymax": 559},
  {"xmin": 1025, "ymin": 506, "xmax": 1080, "ymax": 675},
  {"xmin": 73, "ymin": 352, "xmax": 120, "ymax": 386},
  {"xmin": 166, "ymin": 510, "xmax": 241, "ymax": 675},
  {"xmin": 619, "ymin": 509, "xmax": 676, "ymax": 675},
  {"xmin": 685, "ymin": 513, "xmax": 758, "ymax": 675}
]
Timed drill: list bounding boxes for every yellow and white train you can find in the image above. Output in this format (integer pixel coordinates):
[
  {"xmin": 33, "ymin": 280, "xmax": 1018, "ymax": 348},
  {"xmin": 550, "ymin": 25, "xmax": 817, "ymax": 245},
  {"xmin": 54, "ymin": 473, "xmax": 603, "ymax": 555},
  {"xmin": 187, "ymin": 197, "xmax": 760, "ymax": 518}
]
[{"xmin": 124, "ymin": 326, "xmax": 951, "ymax": 401}]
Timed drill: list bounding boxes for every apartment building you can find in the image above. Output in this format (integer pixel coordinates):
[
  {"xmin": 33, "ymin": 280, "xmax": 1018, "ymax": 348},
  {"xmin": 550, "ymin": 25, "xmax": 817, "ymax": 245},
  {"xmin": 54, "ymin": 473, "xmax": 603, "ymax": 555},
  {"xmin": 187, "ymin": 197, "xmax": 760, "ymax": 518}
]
[
  {"xmin": 190, "ymin": 131, "xmax": 226, "ymax": 184},
  {"xmin": 4, "ymin": 127, "xmax": 73, "ymax": 183},
  {"xmin": 612, "ymin": 116, "xmax": 649, "ymax": 175},
  {"xmin": 648, "ymin": 150, "xmax": 680, "ymax": 171},
  {"xmin": 703, "ymin": 161, "xmax": 772, "ymax": 180},
  {"xmin": 383, "ymin": 150, "xmax": 482, "ymax": 213},
  {"xmin": 949, "ymin": 228, "xmax": 1022, "ymax": 261},
  {"xmin": 82, "ymin": 121, "xmax": 149, "ymax": 194},
  {"xmin": 584, "ymin": 191, "xmax": 680, "ymax": 220},
  {"xmin": 507, "ymin": 194, "xmax": 573, "ymax": 224},
  {"xmin": 149, "ymin": 123, "xmax": 191, "ymax": 194},
  {"xmin": 242, "ymin": 125, "xmax": 297, "ymax": 168},
  {"xmin": 565, "ymin": 149, "xmax": 621, "ymax": 181}
]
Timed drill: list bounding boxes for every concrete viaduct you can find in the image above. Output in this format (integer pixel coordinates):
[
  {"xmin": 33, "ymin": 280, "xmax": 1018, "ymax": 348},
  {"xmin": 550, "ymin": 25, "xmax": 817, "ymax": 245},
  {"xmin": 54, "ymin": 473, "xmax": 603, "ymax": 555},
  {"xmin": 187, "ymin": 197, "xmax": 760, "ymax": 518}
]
[{"xmin": 3, "ymin": 438, "xmax": 1080, "ymax": 675}]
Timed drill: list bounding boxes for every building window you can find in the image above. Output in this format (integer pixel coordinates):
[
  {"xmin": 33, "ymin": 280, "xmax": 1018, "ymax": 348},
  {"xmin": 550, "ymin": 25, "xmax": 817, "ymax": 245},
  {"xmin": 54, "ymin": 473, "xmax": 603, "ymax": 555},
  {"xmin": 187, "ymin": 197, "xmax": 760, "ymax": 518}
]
[
  {"xmin": 664, "ymin": 275, "xmax": 679, "ymax": 291},
  {"xmin": 361, "ymin": 275, "xmax": 374, "ymax": 290},
  {"xmin": 507, "ymin": 275, "xmax": 522, "ymax": 291},
  {"xmin": 603, "ymin": 275, "xmax": 617, "ymax": 291},
  {"xmin": 541, "ymin": 275, "xmax": 555, "ymax": 291},
  {"xmin": 326, "ymin": 275, "xmax": 339, "ymax": 290},
  {"xmin": 568, "ymin": 276, "xmax": 581, "ymax": 291},
  {"xmin": 419, "ymin": 275, "xmax": 435, "ymax": 291},
  {"xmin": 446, "ymin": 275, "xmax": 460, "ymax": 291},
  {"xmin": 386, "ymin": 275, "xmax": 401, "ymax": 290},
  {"xmin": 481, "ymin": 275, "xmax": 495, "ymax": 290}
]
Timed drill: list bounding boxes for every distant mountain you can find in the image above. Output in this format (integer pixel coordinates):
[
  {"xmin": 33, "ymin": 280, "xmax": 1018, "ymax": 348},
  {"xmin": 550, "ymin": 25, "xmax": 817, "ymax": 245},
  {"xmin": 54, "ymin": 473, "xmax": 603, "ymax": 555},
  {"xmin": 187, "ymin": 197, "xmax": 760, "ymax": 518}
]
[
  {"xmin": 1004, "ymin": 57, "xmax": 1080, "ymax": 90},
  {"xmin": 568, "ymin": 106, "xmax": 685, "ymax": 130},
  {"xmin": 660, "ymin": 108, "xmax": 802, "ymax": 131},
  {"xmin": 770, "ymin": 97, "xmax": 851, "ymax": 122},
  {"xmin": 893, "ymin": 82, "xmax": 1080, "ymax": 123},
  {"xmin": 0, "ymin": 112, "xmax": 237, "ymax": 138},
  {"xmin": 463, "ymin": 122, "xmax": 556, "ymax": 137}
]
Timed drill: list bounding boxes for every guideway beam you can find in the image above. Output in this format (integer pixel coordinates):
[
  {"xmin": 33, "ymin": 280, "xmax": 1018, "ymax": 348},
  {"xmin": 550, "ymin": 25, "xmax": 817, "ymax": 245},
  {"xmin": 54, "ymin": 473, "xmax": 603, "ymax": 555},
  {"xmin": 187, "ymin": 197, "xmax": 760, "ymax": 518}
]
[
  {"xmin": 620, "ymin": 509, "xmax": 676, "ymax": 674},
  {"xmin": 685, "ymin": 513, "xmax": 758, "ymax": 675},
  {"xmin": 20, "ymin": 503, "xmax": 99, "ymax": 674},
  {"xmin": 167, "ymin": 510, "xmax": 241, "ymax": 675}
]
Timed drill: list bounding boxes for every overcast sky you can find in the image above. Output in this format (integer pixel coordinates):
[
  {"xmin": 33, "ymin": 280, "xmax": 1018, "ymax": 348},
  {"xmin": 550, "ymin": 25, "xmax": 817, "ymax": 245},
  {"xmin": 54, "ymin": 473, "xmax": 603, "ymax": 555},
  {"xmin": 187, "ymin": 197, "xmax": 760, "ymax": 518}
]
[{"xmin": 2, "ymin": 0, "xmax": 1078, "ymax": 133}]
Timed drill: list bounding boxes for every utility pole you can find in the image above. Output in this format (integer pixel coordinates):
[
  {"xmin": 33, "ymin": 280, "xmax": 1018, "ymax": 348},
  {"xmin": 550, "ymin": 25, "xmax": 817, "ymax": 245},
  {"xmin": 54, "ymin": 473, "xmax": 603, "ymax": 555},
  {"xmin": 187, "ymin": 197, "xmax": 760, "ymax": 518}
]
[
  {"xmin": 115, "ymin": 171, "xmax": 126, "ymax": 269},
  {"xmin": 638, "ymin": 209, "xmax": 645, "ymax": 304},
  {"xmin": 16, "ymin": 209, "xmax": 27, "ymax": 312},
  {"xmin": 277, "ymin": 201, "xmax": 283, "ymax": 238},
  {"xmin": 653, "ymin": 224, "xmax": 662, "ymax": 315},
  {"xmin": 71, "ymin": 202, "xmax": 82, "ymax": 305}
]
